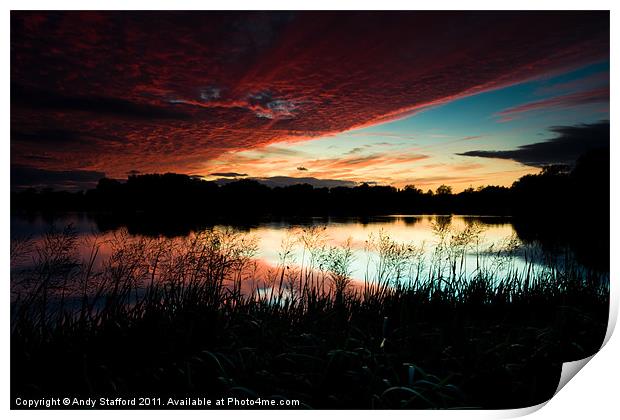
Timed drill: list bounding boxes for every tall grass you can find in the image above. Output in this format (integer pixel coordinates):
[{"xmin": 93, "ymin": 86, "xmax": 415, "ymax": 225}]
[{"xmin": 10, "ymin": 223, "xmax": 609, "ymax": 409}]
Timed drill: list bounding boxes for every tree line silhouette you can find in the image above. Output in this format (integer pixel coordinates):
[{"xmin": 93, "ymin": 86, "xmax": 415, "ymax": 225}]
[
  {"xmin": 11, "ymin": 148, "xmax": 609, "ymax": 271},
  {"xmin": 12, "ymin": 148, "xmax": 609, "ymax": 218},
  {"xmin": 11, "ymin": 148, "xmax": 610, "ymax": 271}
]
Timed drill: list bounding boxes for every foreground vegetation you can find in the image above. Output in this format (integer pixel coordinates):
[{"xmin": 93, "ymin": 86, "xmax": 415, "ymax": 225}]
[{"xmin": 11, "ymin": 224, "xmax": 609, "ymax": 409}]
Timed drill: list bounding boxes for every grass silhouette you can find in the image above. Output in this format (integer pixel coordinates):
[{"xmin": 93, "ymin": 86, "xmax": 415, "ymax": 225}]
[{"xmin": 11, "ymin": 224, "xmax": 608, "ymax": 409}]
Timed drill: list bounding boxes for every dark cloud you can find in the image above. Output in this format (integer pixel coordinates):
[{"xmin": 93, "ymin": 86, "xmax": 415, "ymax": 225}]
[
  {"xmin": 210, "ymin": 172, "xmax": 248, "ymax": 177},
  {"xmin": 10, "ymin": 11, "xmax": 609, "ymax": 179},
  {"xmin": 346, "ymin": 147, "xmax": 365, "ymax": 155},
  {"xmin": 458, "ymin": 121, "xmax": 609, "ymax": 167},
  {"xmin": 11, "ymin": 129, "xmax": 83, "ymax": 146},
  {"xmin": 12, "ymin": 84, "xmax": 191, "ymax": 120},
  {"xmin": 21, "ymin": 154, "xmax": 55, "ymax": 163},
  {"xmin": 297, "ymin": 166, "xmax": 308, "ymax": 171},
  {"xmin": 11, "ymin": 128, "xmax": 127, "ymax": 170},
  {"xmin": 215, "ymin": 176, "xmax": 358, "ymax": 188},
  {"xmin": 11, "ymin": 165, "xmax": 105, "ymax": 191},
  {"xmin": 11, "ymin": 128, "xmax": 125, "ymax": 150}
]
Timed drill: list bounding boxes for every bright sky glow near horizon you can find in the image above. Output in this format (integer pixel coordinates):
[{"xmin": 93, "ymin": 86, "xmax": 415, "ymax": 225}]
[
  {"xmin": 203, "ymin": 61, "xmax": 609, "ymax": 191},
  {"xmin": 10, "ymin": 12, "xmax": 609, "ymax": 192}
]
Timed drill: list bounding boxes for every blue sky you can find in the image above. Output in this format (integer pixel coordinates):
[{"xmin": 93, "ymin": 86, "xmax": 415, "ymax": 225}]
[
  {"xmin": 204, "ymin": 61, "xmax": 609, "ymax": 191},
  {"xmin": 12, "ymin": 12, "xmax": 609, "ymax": 191}
]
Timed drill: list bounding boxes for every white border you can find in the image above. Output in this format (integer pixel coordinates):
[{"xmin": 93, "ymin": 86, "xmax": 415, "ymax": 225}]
[{"xmin": 3, "ymin": 2, "xmax": 617, "ymax": 420}]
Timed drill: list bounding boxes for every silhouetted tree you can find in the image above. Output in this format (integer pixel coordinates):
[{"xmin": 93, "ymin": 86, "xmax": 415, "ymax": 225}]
[{"xmin": 435, "ymin": 185, "xmax": 452, "ymax": 195}]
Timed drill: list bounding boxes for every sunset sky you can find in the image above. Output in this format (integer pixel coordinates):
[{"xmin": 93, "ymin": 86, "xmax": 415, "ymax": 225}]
[{"xmin": 11, "ymin": 11, "xmax": 610, "ymax": 191}]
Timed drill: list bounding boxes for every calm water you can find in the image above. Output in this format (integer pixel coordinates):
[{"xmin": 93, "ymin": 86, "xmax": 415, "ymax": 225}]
[{"xmin": 12, "ymin": 213, "xmax": 601, "ymax": 290}]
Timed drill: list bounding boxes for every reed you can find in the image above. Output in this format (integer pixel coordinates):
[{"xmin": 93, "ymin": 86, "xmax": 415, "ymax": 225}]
[{"xmin": 10, "ymin": 224, "xmax": 609, "ymax": 409}]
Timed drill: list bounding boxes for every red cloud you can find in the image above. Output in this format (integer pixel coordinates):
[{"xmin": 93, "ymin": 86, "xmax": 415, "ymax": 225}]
[
  {"xmin": 11, "ymin": 11, "xmax": 609, "ymax": 179},
  {"xmin": 496, "ymin": 87, "xmax": 609, "ymax": 122}
]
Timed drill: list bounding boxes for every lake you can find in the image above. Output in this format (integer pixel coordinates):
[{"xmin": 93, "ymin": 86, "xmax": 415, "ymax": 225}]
[{"xmin": 11, "ymin": 213, "xmax": 606, "ymax": 296}]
